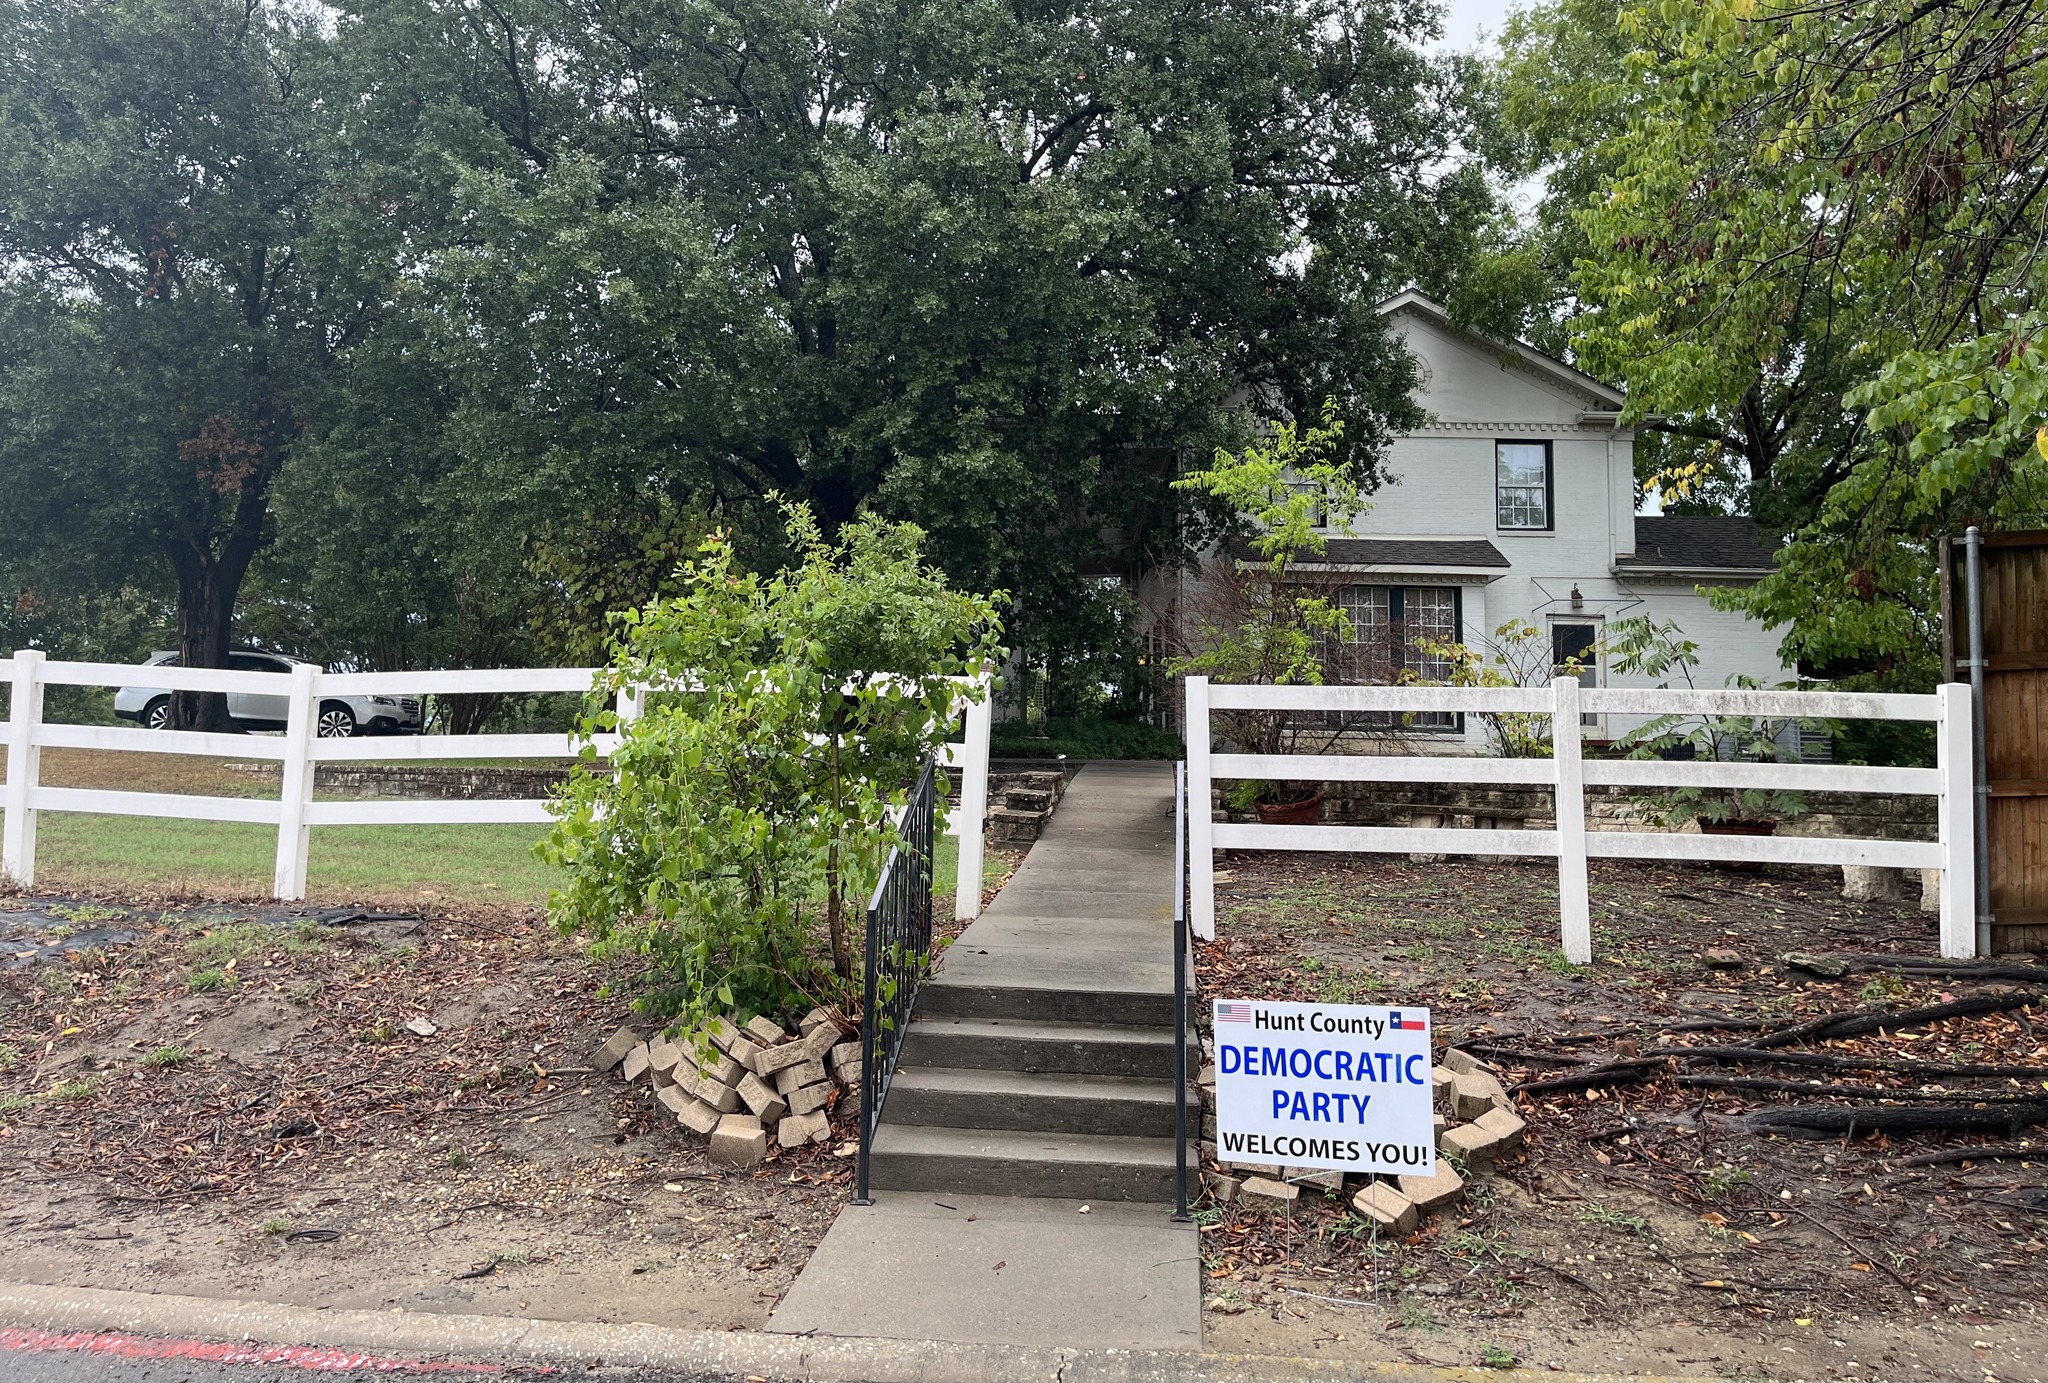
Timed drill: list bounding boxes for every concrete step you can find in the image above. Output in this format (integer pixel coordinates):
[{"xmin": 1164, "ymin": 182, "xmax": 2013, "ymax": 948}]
[
  {"xmin": 921, "ymin": 963, "xmax": 1176, "ymax": 1027},
  {"xmin": 901, "ymin": 1016, "xmax": 1185, "ymax": 1079},
  {"xmin": 865, "ymin": 1122, "xmax": 1182, "ymax": 1201},
  {"xmin": 886, "ymin": 1066, "xmax": 1190, "ymax": 1137}
]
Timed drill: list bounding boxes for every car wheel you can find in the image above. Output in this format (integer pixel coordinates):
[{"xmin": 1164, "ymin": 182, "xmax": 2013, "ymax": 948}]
[
  {"xmin": 143, "ymin": 697, "xmax": 173, "ymax": 730},
  {"xmin": 316, "ymin": 703, "xmax": 357, "ymax": 738}
]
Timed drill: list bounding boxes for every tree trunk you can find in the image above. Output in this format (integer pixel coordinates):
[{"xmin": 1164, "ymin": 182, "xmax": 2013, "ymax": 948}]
[{"xmin": 168, "ymin": 547, "xmax": 238, "ymax": 732}]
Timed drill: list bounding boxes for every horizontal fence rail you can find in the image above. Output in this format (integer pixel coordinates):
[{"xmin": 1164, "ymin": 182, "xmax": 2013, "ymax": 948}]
[
  {"xmin": 1185, "ymin": 675, "xmax": 1976, "ymax": 961},
  {"xmin": 2, "ymin": 651, "xmax": 991, "ymax": 915}
]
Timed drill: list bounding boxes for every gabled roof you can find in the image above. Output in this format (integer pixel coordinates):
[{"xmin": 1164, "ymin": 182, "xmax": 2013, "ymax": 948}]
[
  {"xmin": 1376, "ymin": 289, "xmax": 1627, "ymax": 412},
  {"xmin": 1615, "ymin": 516, "xmax": 1778, "ymax": 577}
]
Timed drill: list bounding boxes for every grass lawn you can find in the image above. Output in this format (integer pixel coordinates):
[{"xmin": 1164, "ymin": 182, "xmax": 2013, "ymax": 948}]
[{"xmin": 27, "ymin": 810, "xmax": 982, "ymax": 912}]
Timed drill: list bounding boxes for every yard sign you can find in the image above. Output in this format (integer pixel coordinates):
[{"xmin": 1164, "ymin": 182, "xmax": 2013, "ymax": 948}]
[{"xmin": 1212, "ymin": 998, "xmax": 1435, "ymax": 1176}]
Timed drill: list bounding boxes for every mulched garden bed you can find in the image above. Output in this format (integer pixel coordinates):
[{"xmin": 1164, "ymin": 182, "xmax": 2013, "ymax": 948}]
[{"xmin": 1195, "ymin": 850, "xmax": 2048, "ymax": 1380}]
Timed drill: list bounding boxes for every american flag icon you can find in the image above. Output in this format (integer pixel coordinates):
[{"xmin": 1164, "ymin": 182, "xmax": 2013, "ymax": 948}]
[{"xmin": 1216, "ymin": 1002, "xmax": 1252, "ymax": 1024}]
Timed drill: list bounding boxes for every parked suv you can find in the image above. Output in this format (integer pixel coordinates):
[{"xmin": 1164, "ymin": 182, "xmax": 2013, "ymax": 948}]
[{"xmin": 114, "ymin": 651, "xmax": 424, "ymax": 738}]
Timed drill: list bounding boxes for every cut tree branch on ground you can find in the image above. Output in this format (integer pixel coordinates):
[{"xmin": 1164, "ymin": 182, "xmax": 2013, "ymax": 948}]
[
  {"xmin": 1743, "ymin": 1101, "xmax": 2048, "ymax": 1140},
  {"xmin": 1895, "ymin": 1142, "xmax": 2046, "ymax": 1168},
  {"xmin": 1676, "ymin": 1075, "xmax": 2048, "ymax": 1103},
  {"xmin": 1749, "ymin": 992, "xmax": 2041, "ymax": 1049}
]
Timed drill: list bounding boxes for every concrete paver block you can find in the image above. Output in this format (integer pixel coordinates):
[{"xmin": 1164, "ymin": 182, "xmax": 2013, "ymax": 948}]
[
  {"xmin": 674, "ymin": 1095, "xmax": 722, "ymax": 1136},
  {"xmin": 787, "ymin": 1081, "xmax": 832, "ymax": 1116},
  {"xmin": 744, "ymin": 1016, "xmax": 787, "ymax": 1047},
  {"xmin": 709, "ymin": 1113, "xmax": 769, "ymax": 1165},
  {"xmin": 1441, "ymin": 1047, "xmax": 1483, "ymax": 1076},
  {"xmin": 800, "ymin": 1023, "xmax": 841, "ymax": 1061},
  {"xmin": 798, "ymin": 1006, "xmax": 835, "ymax": 1035},
  {"xmin": 685, "ymin": 1046, "xmax": 744, "ymax": 1087},
  {"xmin": 1282, "ymin": 1166, "xmax": 1344, "ymax": 1192},
  {"xmin": 1452, "ymin": 1069, "xmax": 1505, "ymax": 1121},
  {"xmin": 590, "ymin": 1027, "xmax": 639, "ymax": 1072},
  {"xmin": 1351, "ymin": 1181, "xmax": 1418, "ymax": 1234},
  {"xmin": 653, "ymin": 1084, "xmax": 693, "ymax": 1120},
  {"xmin": 1202, "ymin": 1172, "xmax": 1241, "ymax": 1204},
  {"xmin": 704, "ymin": 1015, "xmax": 744, "ymax": 1051},
  {"xmin": 754, "ymin": 1041, "xmax": 813, "ymax": 1077},
  {"xmin": 1398, "ymin": 1163, "xmax": 1466, "ymax": 1212},
  {"xmin": 828, "ymin": 1041, "xmax": 862, "ymax": 1081},
  {"xmin": 646, "ymin": 1035, "xmax": 682, "ymax": 1076},
  {"xmin": 774, "ymin": 1058, "xmax": 828, "ymax": 1096},
  {"xmin": 696, "ymin": 1078, "xmax": 742, "ymax": 1114},
  {"xmin": 619, "ymin": 1042, "xmax": 652, "ymax": 1084},
  {"xmin": 1431, "ymin": 1064, "xmax": 1455, "ymax": 1110},
  {"xmin": 736, "ymin": 1072, "xmax": 788, "ymax": 1122},
  {"xmin": 1238, "ymin": 1176, "xmax": 1298, "ymax": 1204},
  {"xmin": 1473, "ymin": 1105, "xmax": 1526, "ymax": 1152},
  {"xmin": 778, "ymin": 1109, "xmax": 831, "ymax": 1147},
  {"xmin": 727, "ymin": 1035, "xmax": 764, "ymax": 1073}
]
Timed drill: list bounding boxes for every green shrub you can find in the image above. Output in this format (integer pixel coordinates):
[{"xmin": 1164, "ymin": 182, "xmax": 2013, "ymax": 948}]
[
  {"xmin": 541, "ymin": 504, "xmax": 1004, "ymax": 1030},
  {"xmin": 990, "ymin": 716, "xmax": 1182, "ymax": 761}
]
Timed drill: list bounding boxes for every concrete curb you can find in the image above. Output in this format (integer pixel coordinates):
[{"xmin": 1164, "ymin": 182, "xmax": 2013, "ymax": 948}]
[{"xmin": 0, "ymin": 1281, "xmax": 1717, "ymax": 1383}]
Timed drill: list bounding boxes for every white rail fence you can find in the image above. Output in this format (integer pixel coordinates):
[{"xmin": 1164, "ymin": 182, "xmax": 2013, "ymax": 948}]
[
  {"xmin": 1184, "ymin": 676, "xmax": 1976, "ymax": 961},
  {"xmin": 1, "ymin": 651, "xmax": 993, "ymax": 918}
]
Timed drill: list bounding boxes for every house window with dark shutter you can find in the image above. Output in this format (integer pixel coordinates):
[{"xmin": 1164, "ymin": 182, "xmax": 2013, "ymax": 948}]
[{"xmin": 1338, "ymin": 584, "xmax": 1461, "ymax": 731}]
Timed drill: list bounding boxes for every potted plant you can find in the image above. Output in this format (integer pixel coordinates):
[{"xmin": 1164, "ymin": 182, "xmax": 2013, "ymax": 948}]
[
  {"xmin": 1602, "ymin": 617, "xmax": 1809, "ymax": 836},
  {"xmin": 1162, "ymin": 402, "xmax": 1399, "ymax": 822}
]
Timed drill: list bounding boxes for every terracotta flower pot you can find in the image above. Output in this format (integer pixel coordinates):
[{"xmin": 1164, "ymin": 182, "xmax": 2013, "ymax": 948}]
[
  {"xmin": 1699, "ymin": 818, "xmax": 1777, "ymax": 837},
  {"xmin": 1699, "ymin": 816, "xmax": 1775, "ymax": 871},
  {"xmin": 1255, "ymin": 790, "xmax": 1323, "ymax": 826}
]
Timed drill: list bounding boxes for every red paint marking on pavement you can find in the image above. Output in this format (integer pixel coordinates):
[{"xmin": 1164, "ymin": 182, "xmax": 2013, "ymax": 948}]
[{"xmin": 0, "ymin": 1326, "xmax": 507, "ymax": 1373}]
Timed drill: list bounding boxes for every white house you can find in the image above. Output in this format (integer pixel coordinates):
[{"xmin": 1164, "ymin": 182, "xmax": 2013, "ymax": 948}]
[{"xmin": 1163, "ymin": 289, "xmax": 1793, "ymax": 753}]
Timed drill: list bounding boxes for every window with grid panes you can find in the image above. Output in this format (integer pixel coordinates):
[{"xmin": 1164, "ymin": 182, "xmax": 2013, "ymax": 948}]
[
  {"xmin": 1337, "ymin": 584, "xmax": 1460, "ymax": 730},
  {"xmin": 1496, "ymin": 441, "xmax": 1551, "ymax": 530}
]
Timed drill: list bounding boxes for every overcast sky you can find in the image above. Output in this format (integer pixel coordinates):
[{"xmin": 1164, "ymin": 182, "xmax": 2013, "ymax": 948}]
[{"xmin": 1432, "ymin": 0, "xmax": 1517, "ymax": 53}]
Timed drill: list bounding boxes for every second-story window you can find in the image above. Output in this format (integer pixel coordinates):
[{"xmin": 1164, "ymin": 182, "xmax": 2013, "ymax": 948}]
[{"xmin": 1496, "ymin": 440, "xmax": 1552, "ymax": 530}]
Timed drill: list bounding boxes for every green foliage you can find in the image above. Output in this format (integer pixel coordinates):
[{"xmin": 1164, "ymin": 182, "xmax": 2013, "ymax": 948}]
[
  {"xmin": 1168, "ymin": 407, "xmax": 1392, "ymax": 801},
  {"xmin": 1557, "ymin": 0, "xmax": 2048, "ymax": 688},
  {"xmin": 1604, "ymin": 617, "xmax": 1808, "ymax": 827},
  {"xmin": 543, "ymin": 504, "xmax": 1002, "ymax": 1028},
  {"xmin": 145, "ymin": 1046, "xmax": 191, "ymax": 1069},
  {"xmin": 187, "ymin": 969, "xmax": 235, "ymax": 994},
  {"xmin": 988, "ymin": 717, "xmax": 1183, "ymax": 762},
  {"xmin": 1412, "ymin": 619, "xmax": 1566, "ymax": 758}
]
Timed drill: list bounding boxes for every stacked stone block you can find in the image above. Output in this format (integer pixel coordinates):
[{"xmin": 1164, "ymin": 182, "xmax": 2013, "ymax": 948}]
[{"xmin": 589, "ymin": 1005, "xmax": 866, "ymax": 1167}]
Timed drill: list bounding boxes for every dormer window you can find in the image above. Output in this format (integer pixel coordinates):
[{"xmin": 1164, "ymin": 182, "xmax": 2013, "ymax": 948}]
[{"xmin": 1496, "ymin": 441, "xmax": 1552, "ymax": 530}]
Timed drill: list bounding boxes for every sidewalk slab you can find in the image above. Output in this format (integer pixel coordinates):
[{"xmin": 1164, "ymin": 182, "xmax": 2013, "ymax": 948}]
[{"xmin": 767, "ymin": 1194, "xmax": 1201, "ymax": 1349}]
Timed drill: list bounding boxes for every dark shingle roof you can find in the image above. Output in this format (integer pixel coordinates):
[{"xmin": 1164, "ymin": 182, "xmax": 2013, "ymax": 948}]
[
  {"xmin": 1319, "ymin": 538, "xmax": 1512, "ymax": 568},
  {"xmin": 1231, "ymin": 537, "xmax": 1512, "ymax": 569},
  {"xmin": 1616, "ymin": 516, "xmax": 1777, "ymax": 574}
]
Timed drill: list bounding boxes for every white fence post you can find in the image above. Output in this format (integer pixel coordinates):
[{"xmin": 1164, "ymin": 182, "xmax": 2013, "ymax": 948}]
[
  {"xmin": 272, "ymin": 661, "xmax": 318, "ymax": 901},
  {"xmin": 1937, "ymin": 682, "xmax": 1978, "ymax": 958},
  {"xmin": 954, "ymin": 673, "xmax": 993, "ymax": 921},
  {"xmin": 1552, "ymin": 675, "xmax": 1591, "ymax": 964},
  {"xmin": 615, "ymin": 682, "xmax": 646, "ymax": 726},
  {"xmin": 3, "ymin": 648, "xmax": 46, "ymax": 887},
  {"xmin": 1187, "ymin": 676, "xmax": 1216, "ymax": 941}
]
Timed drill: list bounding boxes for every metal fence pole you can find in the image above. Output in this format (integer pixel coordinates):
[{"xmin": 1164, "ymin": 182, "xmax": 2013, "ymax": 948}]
[
  {"xmin": 2, "ymin": 649, "xmax": 45, "ymax": 887},
  {"xmin": 1964, "ymin": 527, "xmax": 1992, "ymax": 956}
]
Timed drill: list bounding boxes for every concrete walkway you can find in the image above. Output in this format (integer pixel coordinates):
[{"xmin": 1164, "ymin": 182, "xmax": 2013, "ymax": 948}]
[{"xmin": 770, "ymin": 762, "xmax": 1201, "ymax": 1349}]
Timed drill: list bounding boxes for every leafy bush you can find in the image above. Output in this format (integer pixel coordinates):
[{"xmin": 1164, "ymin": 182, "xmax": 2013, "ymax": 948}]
[
  {"xmin": 543, "ymin": 504, "xmax": 1002, "ymax": 1029},
  {"xmin": 990, "ymin": 716, "xmax": 1183, "ymax": 761}
]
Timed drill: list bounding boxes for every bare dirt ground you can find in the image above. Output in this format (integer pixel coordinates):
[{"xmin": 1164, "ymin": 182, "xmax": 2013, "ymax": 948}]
[
  {"xmin": 0, "ymin": 857, "xmax": 1019, "ymax": 1333},
  {"xmin": 1196, "ymin": 851, "xmax": 2048, "ymax": 1380}
]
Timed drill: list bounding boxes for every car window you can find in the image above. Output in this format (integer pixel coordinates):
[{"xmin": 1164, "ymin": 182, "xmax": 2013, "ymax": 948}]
[{"xmin": 229, "ymin": 654, "xmax": 289, "ymax": 673}]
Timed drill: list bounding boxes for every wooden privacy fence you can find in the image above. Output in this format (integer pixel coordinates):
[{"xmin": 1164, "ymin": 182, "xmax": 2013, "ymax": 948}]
[
  {"xmin": 1, "ymin": 651, "xmax": 993, "ymax": 917},
  {"xmin": 1183, "ymin": 675, "xmax": 1977, "ymax": 961}
]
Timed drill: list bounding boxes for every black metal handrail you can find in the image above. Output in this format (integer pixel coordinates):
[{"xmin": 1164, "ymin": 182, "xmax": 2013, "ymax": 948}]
[
  {"xmin": 1173, "ymin": 759, "xmax": 1191, "ymax": 1221},
  {"xmin": 855, "ymin": 756, "xmax": 939, "ymax": 1205}
]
